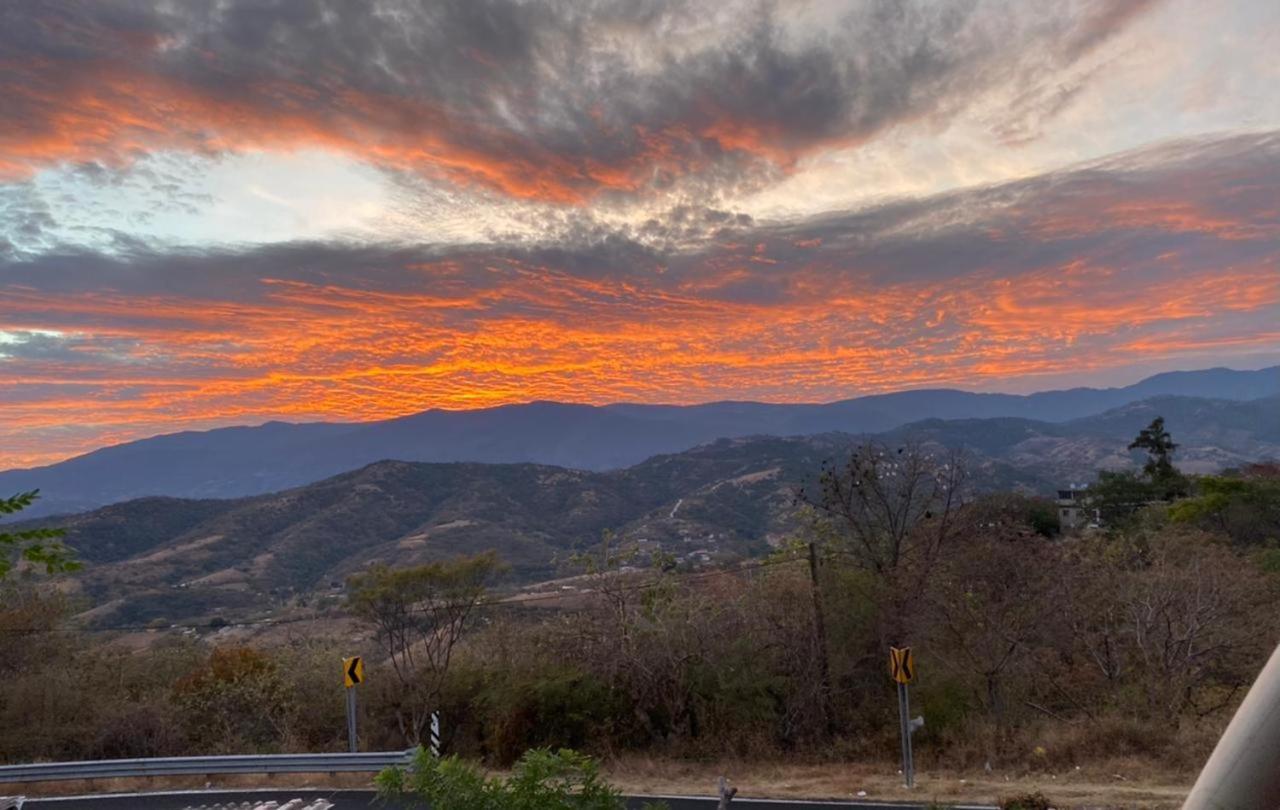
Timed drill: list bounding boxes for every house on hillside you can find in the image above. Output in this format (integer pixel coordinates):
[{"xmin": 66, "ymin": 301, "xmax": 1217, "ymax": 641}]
[{"xmin": 1056, "ymin": 485, "xmax": 1094, "ymax": 531}]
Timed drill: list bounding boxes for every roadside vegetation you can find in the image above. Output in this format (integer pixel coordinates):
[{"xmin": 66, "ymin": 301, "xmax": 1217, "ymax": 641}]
[
  {"xmin": 377, "ymin": 747, "xmax": 668, "ymax": 810},
  {"xmin": 1, "ymin": 419, "xmax": 1278, "ymax": 784}
]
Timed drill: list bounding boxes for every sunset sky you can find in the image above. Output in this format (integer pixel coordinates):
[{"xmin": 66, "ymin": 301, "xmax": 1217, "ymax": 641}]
[{"xmin": 2, "ymin": 0, "xmax": 1279, "ymax": 469}]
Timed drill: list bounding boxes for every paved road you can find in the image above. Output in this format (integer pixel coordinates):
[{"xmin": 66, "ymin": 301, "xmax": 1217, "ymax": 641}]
[{"xmin": 14, "ymin": 788, "xmax": 996, "ymax": 810}]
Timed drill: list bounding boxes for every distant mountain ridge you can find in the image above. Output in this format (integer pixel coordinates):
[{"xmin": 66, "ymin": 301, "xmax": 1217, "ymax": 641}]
[
  {"xmin": 23, "ymin": 392, "xmax": 1279, "ymax": 628},
  {"xmin": 3, "ymin": 365, "xmax": 1276, "ymax": 517}
]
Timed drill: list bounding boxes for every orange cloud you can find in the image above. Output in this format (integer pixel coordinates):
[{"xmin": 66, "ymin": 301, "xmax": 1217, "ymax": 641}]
[
  {"xmin": 3, "ymin": 248, "xmax": 1276, "ymax": 468},
  {"xmin": 4, "ymin": 127, "xmax": 1277, "ymax": 469}
]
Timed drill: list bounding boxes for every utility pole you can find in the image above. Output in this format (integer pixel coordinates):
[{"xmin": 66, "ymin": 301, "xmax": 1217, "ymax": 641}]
[{"xmin": 808, "ymin": 540, "xmax": 835, "ymax": 735}]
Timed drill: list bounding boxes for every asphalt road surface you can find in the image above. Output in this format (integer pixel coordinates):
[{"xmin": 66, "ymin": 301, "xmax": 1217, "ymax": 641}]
[{"xmin": 13, "ymin": 789, "xmax": 997, "ymax": 810}]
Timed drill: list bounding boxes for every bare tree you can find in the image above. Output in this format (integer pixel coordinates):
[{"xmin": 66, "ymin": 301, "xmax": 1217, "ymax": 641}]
[
  {"xmin": 1064, "ymin": 527, "xmax": 1278, "ymax": 720},
  {"xmin": 798, "ymin": 441, "xmax": 968, "ymax": 576},
  {"xmin": 347, "ymin": 552, "xmax": 500, "ymax": 745},
  {"xmin": 922, "ymin": 503, "xmax": 1067, "ymax": 724},
  {"xmin": 796, "ymin": 441, "xmax": 968, "ymax": 656}
]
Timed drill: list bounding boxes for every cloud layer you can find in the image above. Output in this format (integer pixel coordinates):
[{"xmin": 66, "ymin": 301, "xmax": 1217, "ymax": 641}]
[
  {"xmin": 3, "ymin": 131, "xmax": 1277, "ymax": 467},
  {"xmin": 1, "ymin": 0, "xmax": 1163, "ymax": 207}
]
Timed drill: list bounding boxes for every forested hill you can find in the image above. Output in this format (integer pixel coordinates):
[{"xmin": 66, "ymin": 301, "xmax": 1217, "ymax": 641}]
[{"xmin": 18, "ymin": 394, "xmax": 1279, "ymax": 628}]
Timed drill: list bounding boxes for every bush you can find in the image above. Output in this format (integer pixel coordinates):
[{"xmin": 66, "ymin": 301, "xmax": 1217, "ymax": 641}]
[
  {"xmin": 377, "ymin": 747, "xmax": 663, "ymax": 810},
  {"xmin": 1000, "ymin": 791, "xmax": 1054, "ymax": 810},
  {"xmin": 93, "ymin": 703, "xmax": 184, "ymax": 759},
  {"xmin": 473, "ymin": 667, "xmax": 632, "ymax": 764},
  {"xmin": 171, "ymin": 646, "xmax": 293, "ymax": 753}
]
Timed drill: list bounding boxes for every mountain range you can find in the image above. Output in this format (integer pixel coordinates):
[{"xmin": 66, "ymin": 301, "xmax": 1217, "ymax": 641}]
[
  {"xmin": 4, "ymin": 366, "xmax": 1278, "ymax": 518},
  {"xmin": 18, "ymin": 389, "xmax": 1280, "ymax": 628}
]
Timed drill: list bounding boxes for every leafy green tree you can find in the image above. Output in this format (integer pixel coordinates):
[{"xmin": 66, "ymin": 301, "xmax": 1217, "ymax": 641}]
[
  {"xmin": 347, "ymin": 553, "xmax": 502, "ymax": 745},
  {"xmin": 1088, "ymin": 417, "xmax": 1190, "ymax": 527},
  {"xmin": 0, "ymin": 490, "xmax": 78, "ymax": 580},
  {"xmin": 1088, "ymin": 470, "xmax": 1161, "ymax": 528},
  {"xmin": 1171, "ymin": 472, "xmax": 1280, "ymax": 548}
]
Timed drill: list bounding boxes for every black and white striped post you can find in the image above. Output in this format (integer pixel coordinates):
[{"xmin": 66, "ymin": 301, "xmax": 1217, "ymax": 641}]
[{"xmin": 429, "ymin": 711, "xmax": 441, "ymax": 757}]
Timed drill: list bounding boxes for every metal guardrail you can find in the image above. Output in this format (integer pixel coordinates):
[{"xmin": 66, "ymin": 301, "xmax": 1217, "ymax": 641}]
[{"xmin": 0, "ymin": 751, "xmax": 416, "ymax": 784}]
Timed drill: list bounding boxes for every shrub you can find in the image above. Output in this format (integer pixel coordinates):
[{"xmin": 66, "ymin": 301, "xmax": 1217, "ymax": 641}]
[
  {"xmin": 171, "ymin": 646, "xmax": 293, "ymax": 753},
  {"xmin": 377, "ymin": 747, "xmax": 664, "ymax": 810},
  {"xmin": 93, "ymin": 703, "xmax": 184, "ymax": 759},
  {"xmin": 1000, "ymin": 791, "xmax": 1054, "ymax": 810}
]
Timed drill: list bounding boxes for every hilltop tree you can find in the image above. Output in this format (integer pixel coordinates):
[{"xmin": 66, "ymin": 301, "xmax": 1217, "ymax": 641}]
[
  {"xmin": 1089, "ymin": 417, "xmax": 1190, "ymax": 526},
  {"xmin": 1129, "ymin": 416, "xmax": 1179, "ymax": 481},
  {"xmin": 347, "ymin": 553, "xmax": 502, "ymax": 745},
  {"xmin": 0, "ymin": 490, "xmax": 78, "ymax": 581}
]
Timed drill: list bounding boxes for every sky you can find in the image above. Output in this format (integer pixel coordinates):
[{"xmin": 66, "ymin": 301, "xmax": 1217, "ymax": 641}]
[{"xmin": 2, "ymin": 0, "xmax": 1279, "ymax": 469}]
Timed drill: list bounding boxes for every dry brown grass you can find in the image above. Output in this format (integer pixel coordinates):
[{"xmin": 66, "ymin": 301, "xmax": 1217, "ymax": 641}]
[{"xmin": 602, "ymin": 755, "xmax": 1193, "ymax": 809}]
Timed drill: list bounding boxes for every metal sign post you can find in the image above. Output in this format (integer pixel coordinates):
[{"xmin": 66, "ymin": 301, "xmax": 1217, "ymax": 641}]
[
  {"xmin": 889, "ymin": 646, "xmax": 918, "ymax": 789},
  {"xmin": 345, "ymin": 689, "xmax": 358, "ymax": 754},
  {"xmin": 343, "ymin": 656, "xmax": 365, "ymax": 754},
  {"xmin": 897, "ymin": 679, "xmax": 914, "ymax": 788}
]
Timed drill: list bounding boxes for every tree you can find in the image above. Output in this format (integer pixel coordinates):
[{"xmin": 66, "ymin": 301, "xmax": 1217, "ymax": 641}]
[
  {"xmin": 1065, "ymin": 528, "xmax": 1276, "ymax": 719},
  {"xmin": 922, "ymin": 496, "xmax": 1068, "ymax": 726},
  {"xmin": 1128, "ymin": 416, "xmax": 1189, "ymax": 499},
  {"xmin": 794, "ymin": 442, "xmax": 968, "ymax": 735},
  {"xmin": 1170, "ymin": 472, "xmax": 1280, "ymax": 548},
  {"xmin": 1088, "ymin": 470, "xmax": 1160, "ymax": 528},
  {"xmin": 172, "ymin": 646, "xmax": 294, "ymax": 753},
  {"xmin": 0, "ymin": 491, "xmax": 78, "ymax": 580},
  {"xmin": 347, "ymin": 553, "xmax": 501, "ymax": 745},
  {"xmin": 1088, "ymin": 418, "xmax": 1190, "ymax": 526},
  {"xmin": 1129, "ymin": 416, "xmax": 1177, "ymax": 478},
  {"xmin": 797, "ymin": 442, "xmax": 967, "ymax": 577},
  {"xmin": 566, "ymin": 532, "xmax": 714, "ymax": 747}
]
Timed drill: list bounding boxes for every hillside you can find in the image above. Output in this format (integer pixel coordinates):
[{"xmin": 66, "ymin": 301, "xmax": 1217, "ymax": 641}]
[
  {"xmin": 15, "ymin": 394, "xmax": 1278, "ymax": 628},
  {"xmin": 3, "ymin": 366, "xmax": 1276, "ymax": 517}
]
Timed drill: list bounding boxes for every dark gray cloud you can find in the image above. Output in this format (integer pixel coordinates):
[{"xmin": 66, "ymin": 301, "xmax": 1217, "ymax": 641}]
[
  {"xmin": 0, "ymin": 0, "xmax": 1165, "ymax": 203},
  {"xmin": 3, "ymin": 130, "xmax": 1275, "ymax": 310}
]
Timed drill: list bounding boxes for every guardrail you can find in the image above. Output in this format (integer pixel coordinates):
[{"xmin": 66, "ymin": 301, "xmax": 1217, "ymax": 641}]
[{"xmin": 0, "ymin": 751, "xmax": 416, "ymax": 784}]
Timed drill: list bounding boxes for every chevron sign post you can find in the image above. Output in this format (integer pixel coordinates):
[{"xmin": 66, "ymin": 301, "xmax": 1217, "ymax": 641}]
[
  {"xmin": 430, "ymin": 711, "xmax": 441, "ymax": 757},
  {"xmin": 343, "ymin": 656, "xmax": 364, "ymax": 754},
  {"xmin": 889, "ymin": 646, "xmax": 923, "ymax": 789}
]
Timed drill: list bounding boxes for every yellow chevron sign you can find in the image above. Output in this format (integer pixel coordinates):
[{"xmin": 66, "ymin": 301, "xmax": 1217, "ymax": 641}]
[
  {"xmin": 889, "ymin": 646, "xmax": 915, "ymax": 685},
  {"xmin": 343, "ymin": 656, "xmax": 364, "ymax": 688}
]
